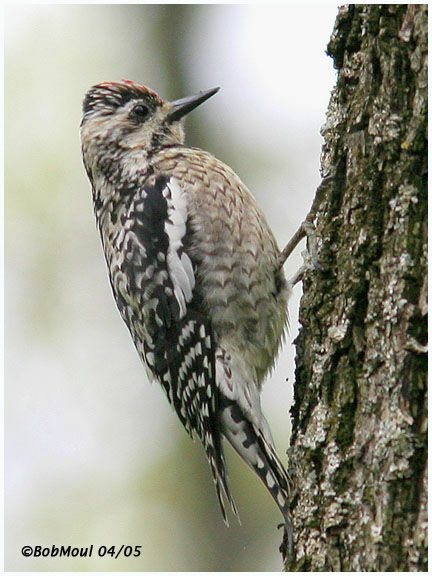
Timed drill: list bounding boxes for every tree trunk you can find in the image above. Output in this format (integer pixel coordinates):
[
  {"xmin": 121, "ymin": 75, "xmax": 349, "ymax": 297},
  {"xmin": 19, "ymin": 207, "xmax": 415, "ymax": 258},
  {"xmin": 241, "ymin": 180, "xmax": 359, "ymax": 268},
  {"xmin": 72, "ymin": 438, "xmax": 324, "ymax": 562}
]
[{"xmin": 284, "ymin": 5, "xmax": 427, "ymax": 571}]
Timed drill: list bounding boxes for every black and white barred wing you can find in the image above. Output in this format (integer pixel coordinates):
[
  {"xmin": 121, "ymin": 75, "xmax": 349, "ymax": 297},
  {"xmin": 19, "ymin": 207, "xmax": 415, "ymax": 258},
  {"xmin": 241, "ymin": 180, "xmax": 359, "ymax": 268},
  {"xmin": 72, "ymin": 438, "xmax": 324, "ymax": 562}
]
[{"xmin": 114, "ymin": 175, "xmax": 237, "ymax": 523}]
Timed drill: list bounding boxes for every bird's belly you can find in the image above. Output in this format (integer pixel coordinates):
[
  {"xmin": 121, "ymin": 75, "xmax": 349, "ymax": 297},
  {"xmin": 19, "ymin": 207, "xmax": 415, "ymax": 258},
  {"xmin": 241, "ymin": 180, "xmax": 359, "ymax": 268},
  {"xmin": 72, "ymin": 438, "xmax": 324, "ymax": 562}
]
[{"xmin": 198, "ymin": 249, "xmax": 288, "ymax": 384}]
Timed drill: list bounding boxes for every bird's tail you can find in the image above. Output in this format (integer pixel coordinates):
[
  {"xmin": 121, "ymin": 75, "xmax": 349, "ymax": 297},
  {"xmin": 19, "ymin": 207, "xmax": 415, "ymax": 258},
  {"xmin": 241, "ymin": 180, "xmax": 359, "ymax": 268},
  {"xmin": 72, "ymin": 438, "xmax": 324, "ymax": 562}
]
[
  {"xmin": 219, "ymin": 396, "xmax": 294, "ymax": 554},
  {"xmin": 203, "ymin": 426, "xmax": 239, "ymax": 526}
]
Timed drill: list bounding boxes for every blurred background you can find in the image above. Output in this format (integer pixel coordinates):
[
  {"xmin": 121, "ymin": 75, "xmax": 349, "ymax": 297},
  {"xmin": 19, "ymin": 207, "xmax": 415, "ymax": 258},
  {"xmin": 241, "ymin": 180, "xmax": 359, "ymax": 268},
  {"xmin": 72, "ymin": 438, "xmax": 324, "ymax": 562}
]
[{"xmin": 5, "ymin": 3, "xmax": 338, "ymax": 571}]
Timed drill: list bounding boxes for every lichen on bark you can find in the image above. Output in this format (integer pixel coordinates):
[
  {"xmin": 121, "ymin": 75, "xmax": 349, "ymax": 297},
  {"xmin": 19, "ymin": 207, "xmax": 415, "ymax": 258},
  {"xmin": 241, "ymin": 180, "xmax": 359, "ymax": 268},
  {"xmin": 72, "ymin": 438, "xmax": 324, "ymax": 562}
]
[{"xmin": 284, "ymin": 5, "xmax": 427, "ymax": 571}]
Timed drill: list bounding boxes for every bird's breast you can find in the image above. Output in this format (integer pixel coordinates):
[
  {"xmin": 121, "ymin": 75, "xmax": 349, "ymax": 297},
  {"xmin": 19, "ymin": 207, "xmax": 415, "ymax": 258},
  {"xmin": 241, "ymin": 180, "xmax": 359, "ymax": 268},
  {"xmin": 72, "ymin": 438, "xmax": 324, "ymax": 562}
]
[{"xmin": 154, "ymin": 149, "xmax": 289, "ymax": 383}]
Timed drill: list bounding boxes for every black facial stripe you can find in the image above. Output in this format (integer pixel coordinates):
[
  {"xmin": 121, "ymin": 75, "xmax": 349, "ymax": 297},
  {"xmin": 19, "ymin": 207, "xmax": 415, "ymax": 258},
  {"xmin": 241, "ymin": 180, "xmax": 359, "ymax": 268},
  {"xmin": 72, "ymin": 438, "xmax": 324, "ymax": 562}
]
[{"xmin": 83, "ymin": 86, "xmax": 160, "ymax": 116}]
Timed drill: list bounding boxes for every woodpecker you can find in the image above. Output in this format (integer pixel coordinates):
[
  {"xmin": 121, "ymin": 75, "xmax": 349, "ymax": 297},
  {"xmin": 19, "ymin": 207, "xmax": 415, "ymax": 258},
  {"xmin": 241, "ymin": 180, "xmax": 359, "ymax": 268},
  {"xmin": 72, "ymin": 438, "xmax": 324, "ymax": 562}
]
[{"xmin": 80, "ymin": 81, "xmax": 295, "ymax": 552}]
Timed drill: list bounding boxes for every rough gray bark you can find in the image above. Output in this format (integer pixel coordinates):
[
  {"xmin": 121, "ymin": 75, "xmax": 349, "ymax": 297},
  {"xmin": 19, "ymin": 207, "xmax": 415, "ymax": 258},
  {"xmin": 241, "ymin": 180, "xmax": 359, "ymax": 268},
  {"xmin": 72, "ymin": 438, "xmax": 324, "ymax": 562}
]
[{"xmin": 284, "ymin": 5, "xmax": 427, "ymax": 571}]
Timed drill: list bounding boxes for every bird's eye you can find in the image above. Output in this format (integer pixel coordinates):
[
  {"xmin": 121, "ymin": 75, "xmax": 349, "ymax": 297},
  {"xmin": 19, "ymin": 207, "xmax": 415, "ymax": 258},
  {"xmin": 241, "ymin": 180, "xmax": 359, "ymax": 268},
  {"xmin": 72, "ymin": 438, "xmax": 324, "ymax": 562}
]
[{"xmin": 131, "ymin": 103, "xmax": 149, "ymax": 121}]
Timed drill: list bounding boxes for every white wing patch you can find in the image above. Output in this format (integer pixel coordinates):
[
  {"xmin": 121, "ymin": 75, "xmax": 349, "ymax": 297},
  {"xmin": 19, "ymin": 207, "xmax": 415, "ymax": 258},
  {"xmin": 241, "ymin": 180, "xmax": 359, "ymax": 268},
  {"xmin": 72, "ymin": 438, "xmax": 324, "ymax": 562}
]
[{"xmin": 163, "ymin": 178, "xmax": 195, "ymax": 317}]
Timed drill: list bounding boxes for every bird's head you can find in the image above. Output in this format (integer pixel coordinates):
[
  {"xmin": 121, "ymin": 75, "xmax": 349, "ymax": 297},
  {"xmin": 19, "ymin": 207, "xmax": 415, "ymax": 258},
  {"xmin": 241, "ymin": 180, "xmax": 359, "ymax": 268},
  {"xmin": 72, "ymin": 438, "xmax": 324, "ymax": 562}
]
[{"xmin": 80, "ymin": 80, "xmax": 219, "ymax": 172}]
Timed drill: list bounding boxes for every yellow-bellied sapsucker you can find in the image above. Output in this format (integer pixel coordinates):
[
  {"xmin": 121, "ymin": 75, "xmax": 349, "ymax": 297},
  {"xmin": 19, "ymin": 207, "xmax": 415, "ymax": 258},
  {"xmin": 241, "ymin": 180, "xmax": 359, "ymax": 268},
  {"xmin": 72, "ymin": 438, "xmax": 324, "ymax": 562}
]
[{"xmin": 80, "ymin": 80, "xmax": 295, "ymax": 551}]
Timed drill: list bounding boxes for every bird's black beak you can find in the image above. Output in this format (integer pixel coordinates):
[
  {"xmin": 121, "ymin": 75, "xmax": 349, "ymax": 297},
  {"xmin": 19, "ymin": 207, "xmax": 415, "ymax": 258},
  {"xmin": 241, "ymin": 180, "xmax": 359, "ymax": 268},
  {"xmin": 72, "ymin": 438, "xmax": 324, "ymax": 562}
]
[{"xmin": 167, "ymin": 87, "xmax": 220, "ymax": 123}]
